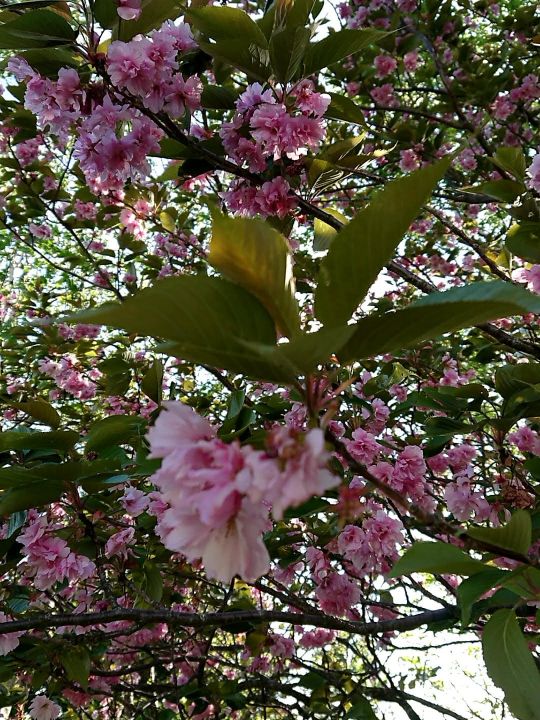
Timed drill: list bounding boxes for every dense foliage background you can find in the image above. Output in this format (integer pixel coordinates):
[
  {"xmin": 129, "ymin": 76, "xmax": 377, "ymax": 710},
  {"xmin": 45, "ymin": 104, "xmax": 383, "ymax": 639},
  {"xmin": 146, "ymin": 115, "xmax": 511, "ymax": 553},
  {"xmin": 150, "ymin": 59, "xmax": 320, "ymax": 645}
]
[{"xmin": 0, "ymin": 0, "xmax": 539, "ymax": 717}]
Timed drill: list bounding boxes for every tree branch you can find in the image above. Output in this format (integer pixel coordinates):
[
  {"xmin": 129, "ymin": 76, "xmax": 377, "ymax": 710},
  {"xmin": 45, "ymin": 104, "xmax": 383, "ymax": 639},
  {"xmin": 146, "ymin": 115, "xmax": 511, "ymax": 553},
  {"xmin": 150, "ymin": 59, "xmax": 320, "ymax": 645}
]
[{"xmin": 0, "ymin": 606, "xmax": 456, "ymax": 636}]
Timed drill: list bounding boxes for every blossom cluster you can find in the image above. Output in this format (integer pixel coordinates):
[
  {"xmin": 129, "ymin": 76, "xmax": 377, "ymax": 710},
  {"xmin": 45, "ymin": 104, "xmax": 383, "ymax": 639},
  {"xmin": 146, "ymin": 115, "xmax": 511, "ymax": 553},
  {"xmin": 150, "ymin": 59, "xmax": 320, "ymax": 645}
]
[
  {"xmin": 106, "ymin": 21, "xmax": 201, "ymax": 116},
  {"xmin": 38, "ymin": 354, "xmax": 100, "ymax": 400},
  {"xmin": 147, "ymin": 402, "xmax": 337, "ymax": 582},
  {"xmin": 220, "ymin": 81, "xmax": 330, "ymax": 218},
  {"xmin": 18, "ymin": 513, "xmax": 96, "ymax": 590}
]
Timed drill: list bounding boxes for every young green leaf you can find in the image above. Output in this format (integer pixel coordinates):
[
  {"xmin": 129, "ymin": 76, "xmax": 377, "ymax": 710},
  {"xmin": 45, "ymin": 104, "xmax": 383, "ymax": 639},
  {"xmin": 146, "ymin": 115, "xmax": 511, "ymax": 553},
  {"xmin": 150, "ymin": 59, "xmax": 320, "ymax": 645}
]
[
  {"xmin": 390, "ymin": 541, "xmax": 486, "ymax": 578},
  {"xmin": 186, "ymin": 6, "xmax": 268, "ymax": 48},
  {"xmin": 456, "ymin": 568, "xmax": 509, "ymax": 626},
  {"xmin": 209, "ymin": 212, "xmax": 300, "ymax": 338},
  {"xmin": 467, "ymin": 510, "xmax": 532, "ymax": 557},
  {"xmin": 0, "ymin": 430, "xmax": 77, "ymax": 453},
  {"xmin": 483, "ymin": 609, "xmax": 540, "ymax": 720},
  {"xmin": 116, "ymin": 0, "xmax": 182, "ymax": 41},
  {"xmin": 506, "ymin": 222, "xmax": 540, "ymax": 263},
  {"xmin": 0, "ymin": 8, "xmax": 76, "ymax": 49},
  {"xmin": 315, "ymin": 158, "xmax": 450, "ymax": 327},
  {"xmin": 61, "ymin": 647, "xmax": 91, "ymax": 690},
  {"xmin": 338, "ymin": 282, "xmax": 540, "ymax": 363},
  {"xmin": 10, "ymin": 399, "xmax": 60, "ymax": 428},
  {"xmin": 303, "ymin": 28, "xmax": 385, "ymax": 75},
  {"xmin": 0, "ymin": 479, "xmax": 64, "ymax": 515},
  {"xmin": 85, "ymin": 415, "xmax": 147, "ymax": 453},
  {"xmin": 69, "ymin": 275, "xmax": 281, "ymax": 380}
]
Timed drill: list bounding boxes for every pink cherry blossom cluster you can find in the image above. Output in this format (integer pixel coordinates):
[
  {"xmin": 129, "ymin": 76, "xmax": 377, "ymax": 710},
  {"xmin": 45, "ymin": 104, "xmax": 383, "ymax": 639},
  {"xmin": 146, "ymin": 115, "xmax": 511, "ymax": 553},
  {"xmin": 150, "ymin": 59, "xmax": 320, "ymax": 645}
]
[
  {"xmin": 18, "ymin": 513, "xmax": 96, "ymax": 590},
  {"xmin": 8, "ymin": 58, "xmax": 82, "ymax": 139},
  {"xmin": 427, "ymin": 445, "xmax": 491, "ymax": 521},
  {"xmin": 29, "ymin": 695, "xmax": 61, "ymax": 720},
  {"xmin": 38, "ymin": 355, "xmax": 100, "ymax": 400},
  {"xmin": 508, "ymin": 426, "xmax": 540, "ymax": 455},
  {"xmin": 106, "ymin": 21, "xmax": 200, "ymax": 116},
  {"xmin": 57, "ymin": 323, "xmax": 100, "ymax": 341},
  {"xmin": 512, "ymin": 264, "xmax": 540, "ymax": 294},
  {"xmin": 305, "ymin": 547, "xmax": 360, "ymax": 617},
  {"xmin": 146, "ymin": 402, "xmax": 337, "ymax": 583},
  {"xmin": 337, "ymin": 506, "xmax": 404, "ymax": 576},
  {"xmin": 116, "ymin": 0, "xmax": 141, "ymax": 21},
  {"xmin": 346, "ymin": 430, "xmax": 435, "ymax": 511},
  {"xmin": 74, "ymin": 96, "xmax": 163, "ymax": 195},
  {"xmin": 527, "ymin": 152, "xmax": 540, "ymax": 193},
  {"xmin": 0, "ymin": 612, "xmax": 24, "ymax": 656},
  {"xmin": 492, "ymin": 74, "xmax": 540, "ymax": 121},
  {"xmin": 14, "ymin": 135, "xmax": 45, "ymax": 166},
  {"xmin": 219, "ymin": 81, "xmax": 330, "ymax": 218}
]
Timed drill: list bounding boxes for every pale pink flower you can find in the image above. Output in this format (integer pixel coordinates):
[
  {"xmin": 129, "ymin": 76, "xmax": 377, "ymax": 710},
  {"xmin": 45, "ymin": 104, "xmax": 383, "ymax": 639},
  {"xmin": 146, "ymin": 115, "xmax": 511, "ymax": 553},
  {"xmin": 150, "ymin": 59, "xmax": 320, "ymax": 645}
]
[
  {"xmin": 346, "ymin": 428, "xmax": 382, "ymax": 465},
  {"xmin": 447, "ymin": 444, "xmax": 476, "ymax": 472},
  {"xmin": 117, "ymin": 0, "xmax": 141, "ymax": 20},
  {"xmin": 121, "ymin": 486, "xmax": 150, "ymax": 517},
  {"xmin": 256, "ymin": 177, "xmax": 295, "ymax": 219},
  {"xmin": 399, "ymin": 149, "xmax": 420, "ymax": 172},
  {"xmin": 0, "ymin": 612, "xmax": 23, "ymax": 656},
  {"xmin": 374, "ymin": 54, "xmax": 397, "ymax": 78},
  {"xmin": 508, "ymin": 426, "xmax": 540, "ymax": 455},
  {"xmin": 370, "ymin": 83, "xmax": 397, "ymax": 107},
  {"xmin": 267, "ymin": 428, "xmax": 338, "ymax": 519},
  {"xmin": 527, "ymin": 153, "xmax": 540, "ymax": 193},
  {"xmin": 444, "ymin": 479, "xmax": 490, "ymax": 522},
  {"xmin": 147, "ymin": 401, "xmax": 214, "ymax": 458},
  {"xmin": 236, "ymin": 82, "xmax": 275, "ymax": 113},
  {"xmin": 315, "ymin": 572, "xmax": 360, "ymax": 616},
  {"xmin": 29, "ymin": 695, "xmax": 61, "ymax": 720},
  {"xmin": 105, "ymin": 527, "xmax": 136, "ymax": 559},
  {"xmin": 403, "ymin": 50, "xmax": 419, "ymax": 72}
]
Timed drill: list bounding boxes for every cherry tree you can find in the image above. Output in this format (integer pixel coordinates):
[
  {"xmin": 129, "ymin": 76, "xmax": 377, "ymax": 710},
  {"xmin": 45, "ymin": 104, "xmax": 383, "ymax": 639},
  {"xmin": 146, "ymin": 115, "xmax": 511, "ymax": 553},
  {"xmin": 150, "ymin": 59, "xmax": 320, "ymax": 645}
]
[{"xmin": 0, "ymin": 0, "xmax": 539, "ymax": 718}]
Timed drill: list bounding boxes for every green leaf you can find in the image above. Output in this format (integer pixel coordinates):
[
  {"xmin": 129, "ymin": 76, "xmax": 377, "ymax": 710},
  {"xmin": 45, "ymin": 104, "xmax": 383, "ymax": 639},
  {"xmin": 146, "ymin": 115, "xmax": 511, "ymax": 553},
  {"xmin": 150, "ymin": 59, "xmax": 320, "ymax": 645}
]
[
  {"xmin": 491, "ymin": 146, "xmax": 527, "ymax": 181},
  {"xmin": 456, "ymin": 568, "xmax": 509, "ymax": 626},
  {"xmin": 93, "ymin": 0, "xmax": 118, "ymax": 28},
  {"xmin": 269, "ymin": 24, "xmax": 311, "ymax": 83},
  {"xmin": 209, "ymin": 212, "xmax": 300, "ymax": 338},
  {"xmin": 70, "ymin": 276, "xmax": 288, "ymax": 381},
  {"xmin": 197, "ymin": 37, "xmax": 270, "ymax": 81},
  {"xmin": 506, "ymin": 222, "xmax": 540, "ymax": 262},
  {"xmin": 501, "ymin": 566, "xmax": 540, "ymax": 601},
  {"xmin": 467, "ymin": 511, "xmax": 532, "ymax": 557},
  {"xmin": 116, "ymin": 0, "xmax": 182, "ymax": 41},
  {"xmin": 242, "ymin": 324, "xmax": 353, "ymax": 379},
  {"xmin": 315, "ymin": 158, "xmax": 450, "ymax": 327},
  {"xmin": 495, "ymin": 363, "xmax": 540, "ymax": 398},
  {"xmin": 201, "ymin": 84, "xmax": 238, "ymax": 110},
  {"xmin": 324, "ymin": 93, "xmax": 367, "ymax": 125},
  {"xmin": 0, "ymin": 430, "xmax": 77, "ymax": 452},
  {"xmin": 144, "ymin": 563, "xmax": 163, "ymax": 602},
  {"xmin": 186, "ymin": 6, "xmax": 268, "ymax": 48},
  {"xmin": 345, "ymin": 696, "xmax": 378, "ymax": 719},
  {"xmin": 483, "ymin": 609, "xmax": 540, "ymax": 720},
  {"xmin": 314, "ymin": 211, "xmax": 344, "ymax": 251},
  {"xmin": 226, "ymin": 390, "xmax": 245, "ymax": 420},
  {"xmin": 141, "ymin": 358, "xmax": 164, "ymax": 404},
  {"xmin": 338, "ymin": 281, "xmax": 540, "ymax": 363},
  {"xmin": 61, "ymin": 647, "xmax": 91, "ymax": 690},
  {"xmin": 466, "ymin": 179, "xmax": 524, "ymax": 203},
  {"xmin": 0, "ymin": 9, "xmax": 76, "ymax": 49},
  {"xmin": 0, "ymin": 479, "xmax": 64, "ymax": 515},
  {"xmin": 85, "ymin": 415, "xmax": 146, "ymax": 452},
  {"xmin": 18, "ymin": 47, "xmax": 78, "ymax": 76},
  {"xmin": 303, "ymin": 28, "xmax": 384, "ymax": 75},
  {"xmin": 10, "ymin": 399, "xmax": 60, "ymax": 428},
  {"xmin": 390, "ymin": 541, "xmax": 486, "ymax": 577}
]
